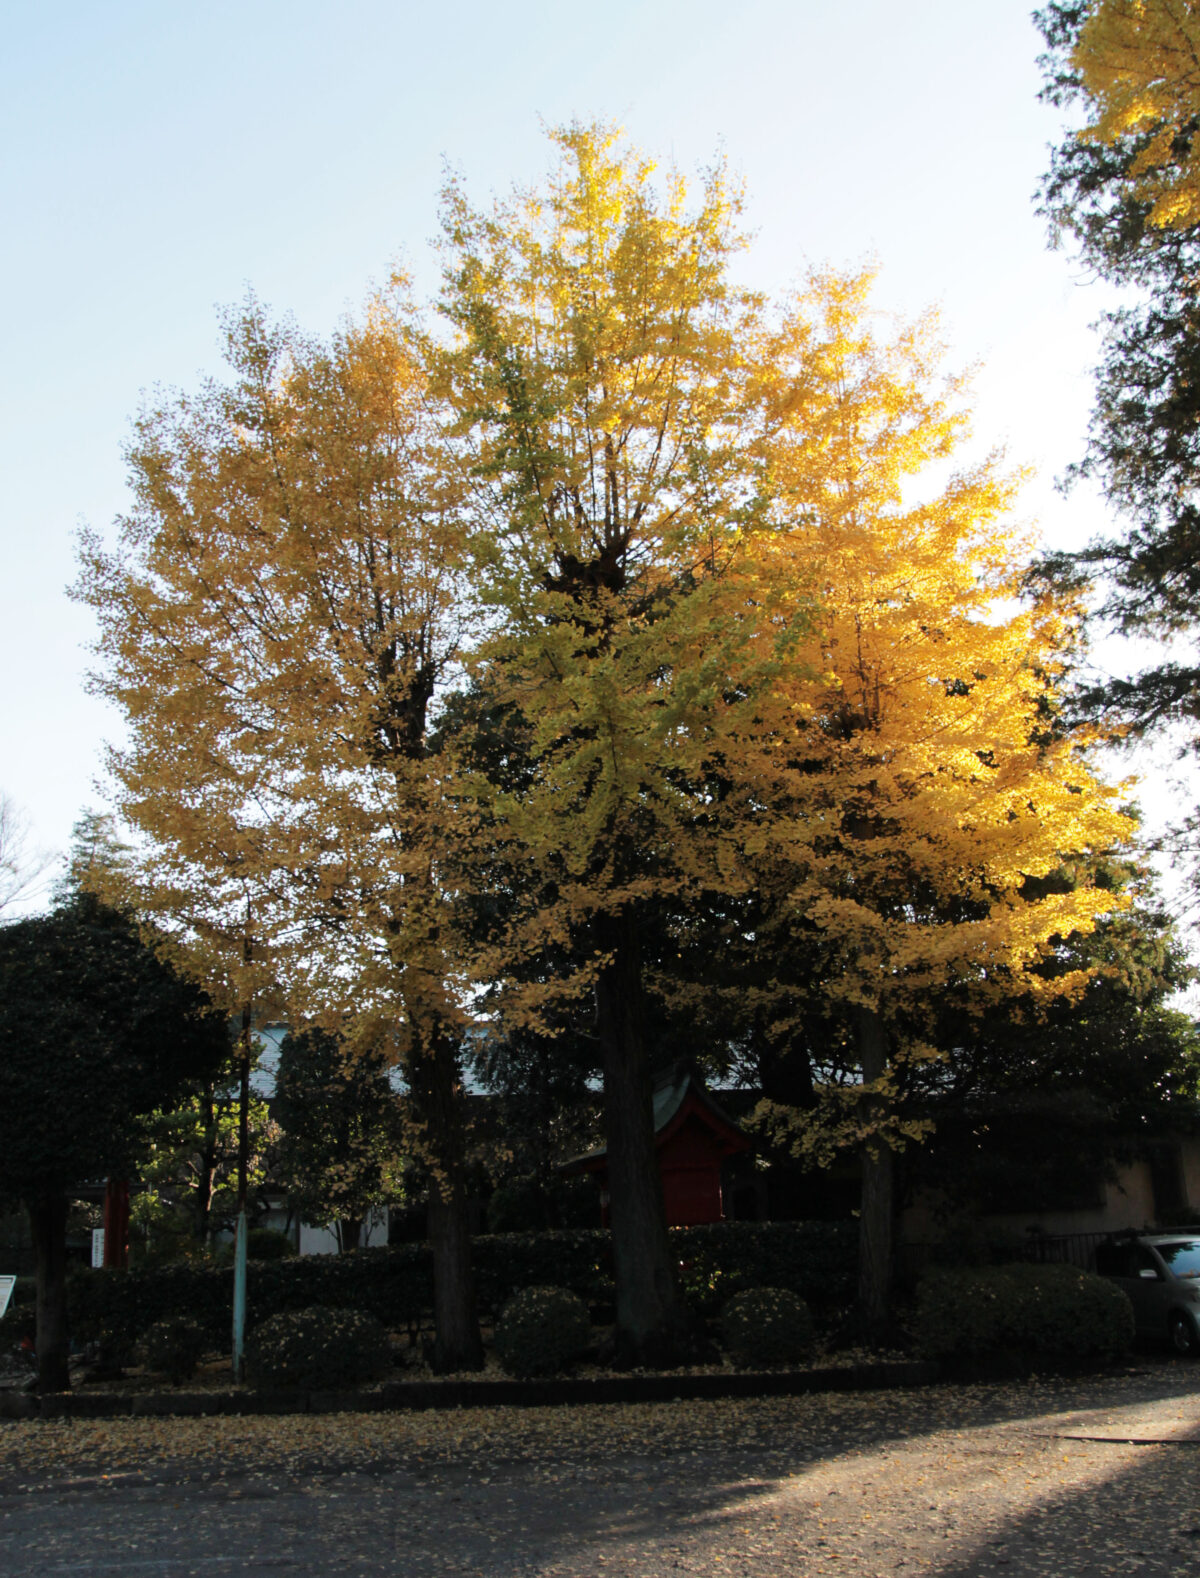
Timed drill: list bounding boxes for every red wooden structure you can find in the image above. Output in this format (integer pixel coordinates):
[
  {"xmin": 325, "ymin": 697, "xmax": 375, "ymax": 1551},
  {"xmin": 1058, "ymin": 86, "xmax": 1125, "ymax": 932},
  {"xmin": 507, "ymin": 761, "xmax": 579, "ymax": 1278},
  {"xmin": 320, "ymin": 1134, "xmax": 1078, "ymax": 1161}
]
[
  {"xmin": 568, "ymin": 1073, "xmax": 752, "ymax": 1227},
  {"xmin": 102, "ymin": 1177, "xmax": 130, "ymax": 1269}
]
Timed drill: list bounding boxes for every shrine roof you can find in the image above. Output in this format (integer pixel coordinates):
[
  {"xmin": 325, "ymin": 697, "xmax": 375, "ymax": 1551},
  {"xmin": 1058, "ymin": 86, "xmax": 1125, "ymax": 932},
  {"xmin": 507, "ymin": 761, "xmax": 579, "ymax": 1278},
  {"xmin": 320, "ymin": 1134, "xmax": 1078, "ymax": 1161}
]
[{"xmin": 563, "ymin": 1070, "xmax": 751, "ymax": 1171}]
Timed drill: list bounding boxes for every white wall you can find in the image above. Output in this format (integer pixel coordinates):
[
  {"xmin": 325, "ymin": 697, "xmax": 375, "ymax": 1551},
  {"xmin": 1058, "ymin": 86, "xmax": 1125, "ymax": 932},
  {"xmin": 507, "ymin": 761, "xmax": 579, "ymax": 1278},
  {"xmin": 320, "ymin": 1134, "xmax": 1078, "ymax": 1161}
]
[{"xmin": 298, "ymin": 1207, "xmax": 389, "ymax": 1257}]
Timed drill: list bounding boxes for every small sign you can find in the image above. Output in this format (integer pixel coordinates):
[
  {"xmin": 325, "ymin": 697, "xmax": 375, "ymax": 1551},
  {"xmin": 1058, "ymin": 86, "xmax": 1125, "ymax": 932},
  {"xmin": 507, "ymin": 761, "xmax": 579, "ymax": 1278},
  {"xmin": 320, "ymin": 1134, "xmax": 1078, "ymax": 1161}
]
[
  {"xmin": 0, "ymin": 1275, "xmax": 15, "ymax": 1320},
  {"xmin": 91, "ymin": 1228, "xmax": 105, "ymax": 1268}
]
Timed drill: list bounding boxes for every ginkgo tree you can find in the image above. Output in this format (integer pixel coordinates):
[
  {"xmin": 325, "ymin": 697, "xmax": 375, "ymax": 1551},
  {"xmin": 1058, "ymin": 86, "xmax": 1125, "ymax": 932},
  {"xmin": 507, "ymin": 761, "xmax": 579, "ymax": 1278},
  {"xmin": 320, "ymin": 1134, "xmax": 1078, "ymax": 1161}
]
[
  {"xmin": 438, "ymin": 124, "xmax": 782, "ymax": 1360},
  {"xmin": 1069, "ymin": 0, "xmax": 1200, "ymax": 231},
  {"xmin": 743, "ymin": 270, "xmax": 1134, "ymax": 1325},
  {"xmin": 75, "ymin": 293, "xmax": 487, "ymax": 1369},
  {"xmin": 77, "ymin": 120, "xmax": 1139, "ymax": 1359}
]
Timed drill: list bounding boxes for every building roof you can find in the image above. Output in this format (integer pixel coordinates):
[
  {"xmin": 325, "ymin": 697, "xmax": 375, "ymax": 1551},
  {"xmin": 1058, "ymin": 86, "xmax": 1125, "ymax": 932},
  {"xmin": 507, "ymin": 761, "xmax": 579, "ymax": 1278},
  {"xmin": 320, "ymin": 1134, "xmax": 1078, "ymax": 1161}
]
[{"xmin": 563, "ymin": 1070, "xmax": 751, "ymax": 1172}]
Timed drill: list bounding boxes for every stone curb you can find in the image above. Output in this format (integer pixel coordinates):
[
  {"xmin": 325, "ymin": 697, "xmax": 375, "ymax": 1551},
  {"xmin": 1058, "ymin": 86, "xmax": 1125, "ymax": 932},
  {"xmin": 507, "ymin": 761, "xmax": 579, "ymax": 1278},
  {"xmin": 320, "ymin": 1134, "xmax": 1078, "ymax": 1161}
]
[{"xmin": 1, "ymin": 1361, "xmax": 940, "ymax": 1420}]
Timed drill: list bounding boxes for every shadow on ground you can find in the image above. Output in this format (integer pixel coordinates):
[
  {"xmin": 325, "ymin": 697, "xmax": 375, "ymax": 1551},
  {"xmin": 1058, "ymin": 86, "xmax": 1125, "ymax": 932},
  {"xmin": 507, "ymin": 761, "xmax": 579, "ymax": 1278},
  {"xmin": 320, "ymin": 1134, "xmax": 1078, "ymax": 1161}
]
[{"xmin": 1, "ymin": 1359, "xmax": 1198, "ymax": 1575}]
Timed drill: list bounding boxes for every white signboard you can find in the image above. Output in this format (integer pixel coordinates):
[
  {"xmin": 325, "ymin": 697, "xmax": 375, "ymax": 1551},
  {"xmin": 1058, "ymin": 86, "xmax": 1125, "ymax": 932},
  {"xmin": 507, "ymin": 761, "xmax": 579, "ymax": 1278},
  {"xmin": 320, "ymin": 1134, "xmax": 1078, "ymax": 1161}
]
[
  {"xmin": 91, "ymin": 1229, "xmax": 105, "ymax": 1268},
  {"xmin": 0, "ymin": 1275, "xmax": 15, "ymax": 1321}
]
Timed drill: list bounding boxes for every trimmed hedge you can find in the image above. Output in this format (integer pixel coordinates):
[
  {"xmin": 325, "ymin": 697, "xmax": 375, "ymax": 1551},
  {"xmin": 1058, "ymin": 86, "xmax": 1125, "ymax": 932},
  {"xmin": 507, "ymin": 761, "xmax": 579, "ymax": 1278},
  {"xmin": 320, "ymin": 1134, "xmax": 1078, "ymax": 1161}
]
[
  {"xmin": 494, "ymin": 1286, "xmax": 592, "ymax": 1378},
  {"xmin": 719, "ymin": 1287, "xmax": 815, "ymax": 1368},
  {"xmin": 68, "ymin": 1247, "xmax": 432, "ymax": 1349},
  {"xmin": 246, "ymin": 1306, "xmax": 393, "ymax": 1390},
  {"xmin": 676, "ymin": 1221, "xmax": 857, "ymax": 1316},
  {"xmin": 65, "ymin": 1220, "xmax": 858, "ymax": 1347},
  {"xmin": 914, "ymin": 1263, "xmax": 1135, "ymax": 1369},
  {"xmin": 140, "ymin": 1315, "xmax": 207, "ymax": 1384}
]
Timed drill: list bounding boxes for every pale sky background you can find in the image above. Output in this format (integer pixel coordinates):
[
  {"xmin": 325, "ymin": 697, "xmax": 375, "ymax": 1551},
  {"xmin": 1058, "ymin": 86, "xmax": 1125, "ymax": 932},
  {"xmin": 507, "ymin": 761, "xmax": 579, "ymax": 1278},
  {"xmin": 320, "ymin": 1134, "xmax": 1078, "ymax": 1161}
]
[{"xmin": 2, "ymin": 1, "xmax": 1193, "ymax": 936}]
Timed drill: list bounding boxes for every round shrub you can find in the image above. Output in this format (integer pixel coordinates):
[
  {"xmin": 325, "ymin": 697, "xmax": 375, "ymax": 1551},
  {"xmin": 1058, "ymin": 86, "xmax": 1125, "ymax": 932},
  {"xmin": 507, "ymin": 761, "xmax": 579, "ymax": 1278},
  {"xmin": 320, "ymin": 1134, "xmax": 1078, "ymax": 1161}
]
[
  {"xmin": 493, "ymin": 1285, "xmax": 591, "ymax": 1378},
  {"xmin": 914, "ymin": 1263, "xmax": 1134, "ymax": 1369},
  {"xmin": 247, "ymin": 1228, "xmax": 295, "ymax": 1261},
  {"xmin": 245, "ymin": 1306, "xmax": 393, "ymax": 1390},
  {"xmin": 719, "ymin": 1286, "xmax": 815, "ymax": 1368},
  {"xmin": 139, "ymin": 1314, "xmax": 207, "ymax": 1384}
]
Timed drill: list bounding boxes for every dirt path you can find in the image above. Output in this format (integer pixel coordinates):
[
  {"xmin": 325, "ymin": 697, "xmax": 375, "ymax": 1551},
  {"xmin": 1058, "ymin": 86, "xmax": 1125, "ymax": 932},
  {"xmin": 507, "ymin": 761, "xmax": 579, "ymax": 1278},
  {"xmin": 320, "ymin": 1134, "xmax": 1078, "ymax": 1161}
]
[{"xmin": 1, "ymin": 1360, "xmax": 1198, "ymax": 1575}]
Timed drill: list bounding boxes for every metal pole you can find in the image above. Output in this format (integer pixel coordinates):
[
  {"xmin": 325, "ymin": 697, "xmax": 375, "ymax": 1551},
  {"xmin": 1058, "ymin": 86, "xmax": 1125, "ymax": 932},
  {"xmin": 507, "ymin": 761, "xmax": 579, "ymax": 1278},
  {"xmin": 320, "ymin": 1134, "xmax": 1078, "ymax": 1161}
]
[
  {"xmin": 232, "ymin": 1002, "xmax": 251, "ymax": 1383},
  {"xmin": 232, "ymin": 1207, "xmax": 247, "ymax": 1382}
]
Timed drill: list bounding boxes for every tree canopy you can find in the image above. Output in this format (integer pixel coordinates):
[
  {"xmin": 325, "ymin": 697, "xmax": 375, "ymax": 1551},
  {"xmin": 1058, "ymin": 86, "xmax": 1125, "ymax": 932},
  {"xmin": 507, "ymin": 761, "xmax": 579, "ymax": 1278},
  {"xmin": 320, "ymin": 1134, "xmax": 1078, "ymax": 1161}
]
[
  {"xmin": 0, "ymin": 897, "xmax": 228, "ymax": 1389},
  {"xmin": 76, "ymin": 121, "xmax": 1146, "ymax": 1353},
  {"xmin": 274, "ymin": 1029, "xmax": 404, "ymax": 1253},
  {"xmin": 75, "ymin": 291, "xmax": 487, "ymax": 1368},
  {"xmin": 1037, "ymin": 3, "xmax": 1200, "ymax": 783}
]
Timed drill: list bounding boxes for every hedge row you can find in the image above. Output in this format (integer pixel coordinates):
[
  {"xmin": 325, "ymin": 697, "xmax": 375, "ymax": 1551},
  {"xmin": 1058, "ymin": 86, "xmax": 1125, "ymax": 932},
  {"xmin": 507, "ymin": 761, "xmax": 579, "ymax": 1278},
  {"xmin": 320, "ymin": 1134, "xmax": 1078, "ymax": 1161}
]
[
  {"xmin": 61, "ymin": 1220, "xmax": 857, "ymax": 1346},
  {"xmin": 913, "ymin": 1263, "xmax": 1134, "ymax": 1369}
]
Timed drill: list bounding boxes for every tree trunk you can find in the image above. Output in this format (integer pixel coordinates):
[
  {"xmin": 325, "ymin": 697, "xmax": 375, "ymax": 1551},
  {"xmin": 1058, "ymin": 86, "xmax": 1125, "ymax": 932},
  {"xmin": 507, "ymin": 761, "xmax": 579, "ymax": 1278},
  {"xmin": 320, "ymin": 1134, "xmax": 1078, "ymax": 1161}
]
[
  {"xmin": 196, "ymin": 1083, "xmax": 217, "ymax": 1245},
  {"xmin": 427, "ymin": 1186, "xmax": 480, "ymax": 1371},
  {"xmin": 409, "ymin": 1027, "xmax": 482, "ymax": 1372},
  {"xmin": 337, "ymin": 1216, "xmax": 363, "ymax": 1253},
  {"xmin": 856, "ymin": 1005, "xmax": 894, "ymax": 1337},
  {"xmin": 595, "ymin": 913, "xmax": 683, "ymax": 1364},
  {"xmin": 28, "ymin": 1192, "xmax": 70, "ymax": 1394}
]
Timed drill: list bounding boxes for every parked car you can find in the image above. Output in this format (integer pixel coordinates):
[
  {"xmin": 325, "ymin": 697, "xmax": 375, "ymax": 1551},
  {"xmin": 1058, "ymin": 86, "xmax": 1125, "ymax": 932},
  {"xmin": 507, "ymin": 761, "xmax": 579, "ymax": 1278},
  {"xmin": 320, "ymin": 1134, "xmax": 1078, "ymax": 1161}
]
[{"xmin": 1094, "ymin": 1233, "xmax": 1200, "ymax": 1356}]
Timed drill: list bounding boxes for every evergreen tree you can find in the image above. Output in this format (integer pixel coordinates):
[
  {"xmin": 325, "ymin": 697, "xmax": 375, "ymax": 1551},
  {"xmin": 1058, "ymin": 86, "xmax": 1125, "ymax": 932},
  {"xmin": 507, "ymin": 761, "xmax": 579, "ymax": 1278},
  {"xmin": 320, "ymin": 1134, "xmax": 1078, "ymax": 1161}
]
[
  {"xmin": 0, "ymin": 898, "xmax": 227, "ymax": 1391},
  {"xmin": 274, "ymin": 1029, "xmax": 403, "ymax": 1252},
  {"xmin": 1037, "ymin": 2, "xmax": 1200, "ymax": 865}
]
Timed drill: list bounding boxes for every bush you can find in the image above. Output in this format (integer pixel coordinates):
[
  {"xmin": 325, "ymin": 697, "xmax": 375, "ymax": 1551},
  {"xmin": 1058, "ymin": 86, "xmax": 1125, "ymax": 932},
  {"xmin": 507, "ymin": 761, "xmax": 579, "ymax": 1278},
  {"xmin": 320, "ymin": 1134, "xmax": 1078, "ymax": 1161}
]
[
  {"xmin": 64, "ymin": 1221, "xmax": 859, "ymax": 1353},
  {"xmin": 245, "ymin": 1306, "xmax": 393, "ymax": 1391},
  {"xmin": 493, "ymin": 1286, "xmax": 592, "ymax": 1379},
  {"xmin": 914, "ymin": 1263, "xmax": 1135, "ymax": 1369},
  {"xmin": 485, "ymin": 1176, "xmax": 600, "ymax": 1233},
  {"xmin": 139, "ymin": 1314, "xmax": 207, "ymax": 1384},
  {"xmin": 67, "ymin": 1244, "xmax": 437, "ymax": 1352},
  {"xmin": 719, "ymin": 1287, "xmax": 815, "ymax": 1368},
  {"xmin": 247, "ymin": 1228, "xmax": 295, "ymax": 1260},
  {"xmin": 675, "ymin": 1221, "xmax": 857, "ymax": 1316}
]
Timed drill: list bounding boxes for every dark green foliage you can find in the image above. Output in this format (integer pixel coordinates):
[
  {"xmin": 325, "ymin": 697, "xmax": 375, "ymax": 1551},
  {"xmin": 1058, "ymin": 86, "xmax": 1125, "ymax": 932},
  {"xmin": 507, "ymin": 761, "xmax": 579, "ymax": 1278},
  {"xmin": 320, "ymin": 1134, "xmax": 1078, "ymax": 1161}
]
[
  {"xmin": 66, "ymin": 1221, "xmax": 857, "ymax": 1349},
  {"xmin": 675, "ymin": 1221, "xmax": 858, "ymax": 1316},
  {"xmin": 68, "ymin": 1249, "xmax": 432, "ymax": 1350},
  {"xmin": 274, "ymin": 1029, "xmax": 401, "ymax": 1253},
  {"xmin": 493, "ymin": 1285, "xmax": 591, "ymax": 1378},
  {"xmin": 0, "ymin": 902, "xmax": 229, "ymax": 1200},
  {"xmin": 246, "ymin": 1228, "xmax": 295, "ymax": 1260},
  {"xmin": 907, "ymin": 873, "xmax": 1200, "ymax": 1223},
  {"xmin": 484, "ymin": 1174, "xmax": 599, "ymax": 1233},
  {"xmin": 719, "ymin": 1287, "xmax": 815, "ymax": 1368},
  {"xmin": 139, "ymin": 1314, "xmax": 207, "ymax": 1384},
  {"xmin": 913, "ymin": 1263, "xmax": 1135, "ymax": 1369},
  {"xmin": 245, "ymin": 1306, "xmax": 393, "ymax": 1391},
  {"xmin": 0, "ymin": 897, "xmax": 229, "ymax": 1392}
]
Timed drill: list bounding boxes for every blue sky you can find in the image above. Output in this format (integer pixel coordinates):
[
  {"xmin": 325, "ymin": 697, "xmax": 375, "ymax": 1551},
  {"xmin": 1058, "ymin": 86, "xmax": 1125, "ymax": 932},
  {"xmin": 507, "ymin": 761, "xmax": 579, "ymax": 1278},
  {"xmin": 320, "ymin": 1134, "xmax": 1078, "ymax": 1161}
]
[{"xmin": 3, "ymin": 0, "xmax": 1177, "ymax": 891}]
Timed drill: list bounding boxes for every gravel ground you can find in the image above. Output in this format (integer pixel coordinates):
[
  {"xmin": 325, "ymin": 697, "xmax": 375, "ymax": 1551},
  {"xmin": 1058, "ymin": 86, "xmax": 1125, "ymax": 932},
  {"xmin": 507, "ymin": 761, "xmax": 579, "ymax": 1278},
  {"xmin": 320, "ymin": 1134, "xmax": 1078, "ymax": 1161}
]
[{"xmin": 1, "ymin": 1359, "xmax": 1198, "ymax": 1575}]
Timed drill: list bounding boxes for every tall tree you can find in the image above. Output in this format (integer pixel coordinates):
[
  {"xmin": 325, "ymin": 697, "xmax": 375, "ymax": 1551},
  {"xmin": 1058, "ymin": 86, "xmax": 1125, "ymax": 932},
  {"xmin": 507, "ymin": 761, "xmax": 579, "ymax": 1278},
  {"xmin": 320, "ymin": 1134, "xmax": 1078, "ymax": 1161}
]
[
  {"xmin": 274, "ymin": 1029, "xmax": 403, "ymax": 1252},
  {"xmin": 75, "ymin": 292, "xmax": 486, "ymax": 1368},
  {"xmin": 134, "ymin": 1068, "xmax": 279, "ymax": 1254},
  {"xmin": 745, "ymin": 271, "xmax": 1135, "ymax": 1328},
  {"xmin": 439, "ymin": 124, "xmax": 770, "ymax": 1361},
  {"xmin": 0, "ymin": 898, "xmax": 227, "ymax": 1391},
  {"xmin": 1037, "ymin": 2, "xmax": 1200, "ymax": 852}
]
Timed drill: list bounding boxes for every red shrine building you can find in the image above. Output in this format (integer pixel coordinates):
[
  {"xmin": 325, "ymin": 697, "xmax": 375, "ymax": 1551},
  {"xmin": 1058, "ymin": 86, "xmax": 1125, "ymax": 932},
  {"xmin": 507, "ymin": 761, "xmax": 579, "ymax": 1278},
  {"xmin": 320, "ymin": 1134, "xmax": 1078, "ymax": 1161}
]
[{"xmin": 567, "ymin": 1071, "xmax": 752, "ymax": 1227}]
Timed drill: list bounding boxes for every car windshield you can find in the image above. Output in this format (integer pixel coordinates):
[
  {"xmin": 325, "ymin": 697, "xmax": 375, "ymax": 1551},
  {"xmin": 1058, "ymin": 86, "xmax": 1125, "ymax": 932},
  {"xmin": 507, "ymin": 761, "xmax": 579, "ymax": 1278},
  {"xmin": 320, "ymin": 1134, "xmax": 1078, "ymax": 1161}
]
[{"xmin": 1154, "ymin": 1241, "xmax": 1200, "ymax": 1278}]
